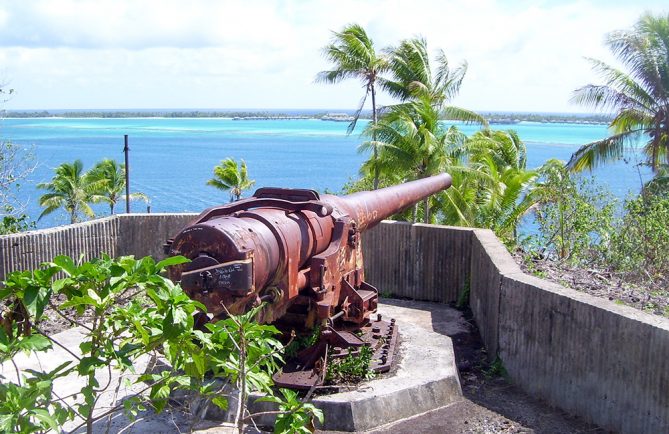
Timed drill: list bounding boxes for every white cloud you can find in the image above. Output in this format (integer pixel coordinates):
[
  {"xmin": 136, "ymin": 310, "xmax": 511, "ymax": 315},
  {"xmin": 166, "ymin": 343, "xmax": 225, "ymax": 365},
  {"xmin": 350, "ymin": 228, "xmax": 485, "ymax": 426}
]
[{"xmin": 0, "ymin": 0, "xmax": 666, "ymax": 111}]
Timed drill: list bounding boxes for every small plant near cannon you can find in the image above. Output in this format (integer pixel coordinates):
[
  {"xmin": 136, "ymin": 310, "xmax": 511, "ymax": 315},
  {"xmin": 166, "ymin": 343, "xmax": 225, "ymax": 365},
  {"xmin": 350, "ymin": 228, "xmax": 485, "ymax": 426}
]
[{"xmin": 0, "ymin": 254, "xmax": 322, "ymax": 434}]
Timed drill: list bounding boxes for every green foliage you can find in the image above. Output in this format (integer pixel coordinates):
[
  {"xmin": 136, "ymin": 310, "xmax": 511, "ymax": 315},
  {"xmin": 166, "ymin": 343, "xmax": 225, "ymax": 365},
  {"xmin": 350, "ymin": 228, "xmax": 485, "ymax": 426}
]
[
  {"xmin": 484, "ymin": 356, "xmax": 508, "ymax": 379},
  {"xmin": 522, "ymin": 160, "xmax": 668, "ymax": 289},
  {"xmin": 608, "ymin": 192, "xmax": 669, "ymax": 278},
  {"xmin": 326, "ymin": 345, "xmax": 375, "ymax": 384},
  {"xmin": 0, "ymin": 254, "xmax": 320, "ymax": 433},
  {"xmin": 207, "ymin": 158, "xmax": 255, "ymax": 202},
  {"xmin": 258, "ymin": 388, "xmax": 324, "ymax": 434},
  {"xmin": 284, "ymin": 325, "xmax": 321, "ymax": 359},
  {"xmin": 317, "ymin": 23, "xmax": 389, "ymax": 189},
  {"xmin": 1, "ymin": 254, "xmax": 191, "ymax": 432},
  {"xmin": 441, "ymin": 129, "xmax": 541, "ymax": 242},
  {"xmin": 0, "ymin": 205, "xmax": 35, "ymax": 235},
  {"xmin": 87, "ymin": 159, "xmax": 148, "ymax": 214},
  {"xmin": 382, "ymin": 37, "xmax": 484, "ymax": 128},
  {"xmin": 525, "ymin": 160, "xmax": 616, "ymax": 264},
  {"xmin": 0, "ymin": 366, "xmax": 73, "ymax": 434},
  {"xmin": 569, "ymin": 13, "xmax": 669, "ymax": 173},
  {"xmin": 37, "ymin": 159, "xmax": 149, "ymax": 224}
]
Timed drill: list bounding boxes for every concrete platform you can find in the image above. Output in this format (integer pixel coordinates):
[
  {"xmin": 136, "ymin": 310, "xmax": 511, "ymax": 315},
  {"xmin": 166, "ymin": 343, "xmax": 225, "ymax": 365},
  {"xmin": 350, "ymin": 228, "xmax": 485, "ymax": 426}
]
[
  {"xmin": 309, "ymin": 314, "xmax": 463, "ymax": 431},
  {"xmin": 2, "ymin": 300, "xmax": 466, "ymax": 433},
  {"xmin": 241, "ymin": 301, "xmax": 467, "ymax": 431}
]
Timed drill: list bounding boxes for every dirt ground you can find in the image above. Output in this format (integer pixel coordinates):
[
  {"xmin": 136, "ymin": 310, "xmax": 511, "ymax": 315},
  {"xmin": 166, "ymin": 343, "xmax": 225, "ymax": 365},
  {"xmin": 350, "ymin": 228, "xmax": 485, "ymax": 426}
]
[{"xmin": 353, "ymin": 300, "xmax": 608, "ymax": 434}]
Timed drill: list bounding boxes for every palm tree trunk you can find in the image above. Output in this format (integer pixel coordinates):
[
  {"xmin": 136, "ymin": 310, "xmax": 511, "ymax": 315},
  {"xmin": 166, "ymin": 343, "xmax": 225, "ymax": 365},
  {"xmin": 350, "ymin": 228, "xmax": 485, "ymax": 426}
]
[{"xmin": 371, "ymin": 84, "xmax": 379, "ymax": 190}]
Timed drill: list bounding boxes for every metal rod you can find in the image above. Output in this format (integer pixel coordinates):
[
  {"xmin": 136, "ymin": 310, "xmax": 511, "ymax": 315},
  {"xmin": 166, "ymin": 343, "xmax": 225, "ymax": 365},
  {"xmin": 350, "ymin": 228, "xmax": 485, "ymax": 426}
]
[{"xmin": 123, "ymin": 134, "xmax": 130, "ymax": 214}]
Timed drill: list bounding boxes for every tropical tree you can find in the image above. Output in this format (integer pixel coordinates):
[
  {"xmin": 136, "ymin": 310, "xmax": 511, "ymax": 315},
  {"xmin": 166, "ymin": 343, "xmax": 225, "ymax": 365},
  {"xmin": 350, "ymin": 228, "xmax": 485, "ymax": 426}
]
[
  {"xmin": 383, "ymin": 37, "xmax": 487, "ymax": 125},
  {"xmin": 317, "ymin": 23, "xmax": 389, "ymax": 189},
  {"xmin": 358, "ymin": 37, "xmax": 487, "ymax": 223},
  {"xmin": 361, "ymin": 95, "xmax": 467, "ymax": 223},
  {"xmin": 1, "ymin": 141, "xmax": 36, "ymax": 233},
  {"xmin": 87, "ymin": 159, "xmax": 148, "ymax": 214},
  {"xmin": 207, "ymin": 158, "xmax": 255, "ymax": 202},
  {"xmin": 440, "ymin": 130, "xmax": 541, "ymax": 241},
  {"xmin": 37, "ymin": 160, "xmax": 102, "ymax": 224},
  {"xmin": 568, "ymin": 13, "xmax": 669, "ymax": 173}
]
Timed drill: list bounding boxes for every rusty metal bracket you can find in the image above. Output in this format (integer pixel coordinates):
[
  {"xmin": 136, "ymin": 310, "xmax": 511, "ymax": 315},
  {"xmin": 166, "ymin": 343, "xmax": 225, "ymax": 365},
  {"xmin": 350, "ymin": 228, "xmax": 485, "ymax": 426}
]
[
  {"xmin": 194, "ymin": 198, "xmax": 333, "ymax": 224},
  {"xmin": 273, "ymin": 316, "xmax": 399, "ymax": 390}
]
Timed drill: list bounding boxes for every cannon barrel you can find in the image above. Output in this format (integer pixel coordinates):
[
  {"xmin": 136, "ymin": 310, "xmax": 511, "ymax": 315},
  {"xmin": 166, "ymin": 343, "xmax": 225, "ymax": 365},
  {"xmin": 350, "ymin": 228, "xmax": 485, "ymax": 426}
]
[
  {"xmin": 165, "ymin": 173, "xmax": 452, "ymax": 324},
  {"xmin": 325, "ymin": 173, "xmax": 452, "ymax": 232}
]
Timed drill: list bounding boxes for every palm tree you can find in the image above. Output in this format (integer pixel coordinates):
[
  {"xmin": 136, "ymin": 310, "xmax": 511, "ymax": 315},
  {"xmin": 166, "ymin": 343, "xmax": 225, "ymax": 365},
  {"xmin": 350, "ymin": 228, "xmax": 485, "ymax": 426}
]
[
  {"xmin": 87, "ymin": 159, "xmax": 148, "ymax": 214},
  {"xmin": 317, "ymin": 23, "xmax": 389, "ymax": 189},
  {"xmin": 440, "ymin": 130, "xmax": 541, "ymax": 241},
  {"xmin": 37, "ymin": 160, "xmax": 102, "ymax": 224},
  {"xmin": 359, "ymin": 38, "xmax": 487, "ymax": 222},
  {"xmin": 383, "ymin": 37, "xmax": 487, "ymax": 125},
  {"xmin": 361, "ymin": 95, "xmax": 467, "ymax": 223},
  {"xmin": 207, "ymin": 158, "xmax": 255, "ymax": 202},
  {"xmin": 568, "ymin": 13, "xmax": 669, "ymax": 173}
]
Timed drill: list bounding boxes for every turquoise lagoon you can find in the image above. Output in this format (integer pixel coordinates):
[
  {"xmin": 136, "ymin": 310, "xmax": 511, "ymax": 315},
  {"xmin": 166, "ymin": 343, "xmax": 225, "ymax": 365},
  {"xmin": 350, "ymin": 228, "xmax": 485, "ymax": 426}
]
[{"xmin": 1, "ymin": 117, "xmax": 652, "ymax": 229}]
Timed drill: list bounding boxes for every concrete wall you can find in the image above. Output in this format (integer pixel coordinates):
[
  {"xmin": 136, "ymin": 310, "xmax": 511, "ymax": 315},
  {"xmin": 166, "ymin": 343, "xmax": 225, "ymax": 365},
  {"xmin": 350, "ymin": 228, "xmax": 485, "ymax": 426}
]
[
  {"xmin": 116, "ymin": 213, "xmax": 196, "ymax": 258},
  {"xmin": 362, "ymin": 221, "xmax": 472, "ymax": 303},
  {"xmin": 0, "ymin": 214, "xmax": 195, "ymax": 280},
  {"xmin": 468, "ymin": 229, "xmax": 669, "ymax": 434},
  {"xmin": 2, "ymin": 216, "xmax": 668, "ymax": 433},
  {"xmin": 0, "ymin": 216, "xmax": 120, "ymax": 280}
]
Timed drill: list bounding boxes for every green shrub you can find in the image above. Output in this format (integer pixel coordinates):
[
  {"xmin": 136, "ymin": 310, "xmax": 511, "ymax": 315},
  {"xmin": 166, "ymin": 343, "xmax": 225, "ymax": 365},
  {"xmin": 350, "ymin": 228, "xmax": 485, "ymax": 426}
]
[
  {"xmin": 0, "ymin": 254, "xmax": 321, "ymax": 434},
  {"xmin": 608, "ymin": 192, "xmax": 669, "ymax": 279},
  {"xmin": 0, "ymin": 206, "xmax": 35, "ymax": 235},
  {"xmin": 525, "ymin": 162, "xmax": 616, "ymax": 265},
  {"xmin": 325, "ymin": 345, "xmax": 375, "ymax": 384}
]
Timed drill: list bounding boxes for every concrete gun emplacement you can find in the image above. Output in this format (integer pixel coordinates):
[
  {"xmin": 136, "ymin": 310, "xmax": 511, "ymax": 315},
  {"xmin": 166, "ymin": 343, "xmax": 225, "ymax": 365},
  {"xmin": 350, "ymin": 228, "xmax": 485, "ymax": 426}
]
[{"xmin": 164, "ymin": 173, "xmax": 452, "ymax": 388}]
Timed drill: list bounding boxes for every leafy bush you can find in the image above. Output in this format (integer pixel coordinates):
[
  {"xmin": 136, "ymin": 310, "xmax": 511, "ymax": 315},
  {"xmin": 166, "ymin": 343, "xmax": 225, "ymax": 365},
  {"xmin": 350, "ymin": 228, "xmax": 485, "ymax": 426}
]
[
  {"xmin": 0, "ymin": 254, "xmax": 322, "ymax": 433},
  {"xmin": 524, "ymin": 161, "xmax": 616, "ymax": 265},
  {"xmin": 0, "ymin": 206, "xmax": 35, "ymax": 235},
  {"xmin": 521, "ymin": 161, "xmax": 669, "ymax": 291},
  {"xmin": 608, "ymin": 192, "xmax": 669, "ymax": 279}
]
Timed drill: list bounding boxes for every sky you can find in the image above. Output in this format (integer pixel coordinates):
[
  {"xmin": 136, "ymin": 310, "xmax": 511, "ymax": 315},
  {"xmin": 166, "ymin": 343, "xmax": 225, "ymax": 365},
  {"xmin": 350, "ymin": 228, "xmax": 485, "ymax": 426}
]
[{"xmin": 0, "ymin": 0, "xmax": 666, "ymax": 113}]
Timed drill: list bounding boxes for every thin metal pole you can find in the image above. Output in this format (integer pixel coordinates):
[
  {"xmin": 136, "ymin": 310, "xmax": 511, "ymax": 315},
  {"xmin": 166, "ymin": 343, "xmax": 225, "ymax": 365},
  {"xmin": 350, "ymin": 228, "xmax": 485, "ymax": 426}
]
[{"xmin": 124, "ymin": 135, "xmax": 130, "ymax": 214}]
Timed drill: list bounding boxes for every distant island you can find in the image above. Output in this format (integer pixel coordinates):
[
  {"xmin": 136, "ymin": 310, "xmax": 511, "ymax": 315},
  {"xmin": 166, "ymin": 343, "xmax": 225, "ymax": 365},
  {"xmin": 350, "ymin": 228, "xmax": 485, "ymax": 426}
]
[{"xmin": 1, "ymin": 109, "xmax": 613, "ymax": 125}]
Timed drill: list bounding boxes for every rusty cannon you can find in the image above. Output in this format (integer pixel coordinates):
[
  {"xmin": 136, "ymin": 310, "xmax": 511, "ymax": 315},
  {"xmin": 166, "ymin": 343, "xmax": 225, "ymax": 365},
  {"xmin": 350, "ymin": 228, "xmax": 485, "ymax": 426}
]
[{"xmin": 164, "ymin": 173, "xmax": 452, "ymax": 388}]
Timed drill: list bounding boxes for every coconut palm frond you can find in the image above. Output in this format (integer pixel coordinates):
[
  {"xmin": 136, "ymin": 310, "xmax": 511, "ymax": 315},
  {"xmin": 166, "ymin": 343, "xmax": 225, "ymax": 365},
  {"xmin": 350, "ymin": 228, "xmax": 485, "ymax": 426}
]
[{"xmin": 570, "ymin": 13, "xmax": 669, "ymax": 173}]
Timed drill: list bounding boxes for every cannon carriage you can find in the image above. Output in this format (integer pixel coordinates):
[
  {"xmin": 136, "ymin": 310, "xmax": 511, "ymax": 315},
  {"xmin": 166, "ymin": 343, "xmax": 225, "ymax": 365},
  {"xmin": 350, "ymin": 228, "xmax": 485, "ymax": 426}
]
[{"xmin": 164, "ymin": 173, "xmax": 452, "ymax": 388}]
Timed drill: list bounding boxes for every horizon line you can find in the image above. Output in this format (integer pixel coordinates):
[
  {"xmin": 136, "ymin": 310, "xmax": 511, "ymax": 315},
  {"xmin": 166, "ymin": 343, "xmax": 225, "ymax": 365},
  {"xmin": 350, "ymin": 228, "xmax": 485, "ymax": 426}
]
[{"xmin": 2, "ymin": 107, "xmax": 609, "ymax": 116}]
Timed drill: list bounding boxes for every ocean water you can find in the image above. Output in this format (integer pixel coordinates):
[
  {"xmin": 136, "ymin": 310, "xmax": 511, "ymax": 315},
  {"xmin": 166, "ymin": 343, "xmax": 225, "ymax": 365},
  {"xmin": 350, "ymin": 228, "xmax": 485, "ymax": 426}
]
[{"xmin": 1, "ymin": 117, "xmax": 652, "ymax": 229}]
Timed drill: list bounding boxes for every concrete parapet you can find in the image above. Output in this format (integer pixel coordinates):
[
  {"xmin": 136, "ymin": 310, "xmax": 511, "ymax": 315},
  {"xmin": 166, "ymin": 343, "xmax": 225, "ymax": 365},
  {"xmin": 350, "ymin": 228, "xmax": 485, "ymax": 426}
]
[
  {"xmin": 3, "ymin": 215, "xmax": 669, "ymax": 433},
  {"xmin": 0, "ymin": 214, "xmax": 196, "ymax": 281},
  {"xmin": 116, "ymin": 213, "xmax": 196, "ymax": 258},
  {"xmin": 0, "ymin": 216, "xmax": 120, "ymax": 280},
  {"xmin": 363, "ymin": 221, "xmax": 472, "ymax": 303},
  {"xmin": 469, "ymin": 229, "xmax": 522, "ymax": 359},
  {"xmin": 498, "ymin": 272, "xmax": 669, "ymax": 434}
]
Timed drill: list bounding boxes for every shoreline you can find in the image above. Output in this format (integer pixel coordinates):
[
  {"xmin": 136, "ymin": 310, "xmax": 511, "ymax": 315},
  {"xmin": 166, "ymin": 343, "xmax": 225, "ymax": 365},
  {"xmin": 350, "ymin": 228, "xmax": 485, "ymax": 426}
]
[{"xmin": 1, "ymin": 110, "xmax": 612, "ymax": 125}]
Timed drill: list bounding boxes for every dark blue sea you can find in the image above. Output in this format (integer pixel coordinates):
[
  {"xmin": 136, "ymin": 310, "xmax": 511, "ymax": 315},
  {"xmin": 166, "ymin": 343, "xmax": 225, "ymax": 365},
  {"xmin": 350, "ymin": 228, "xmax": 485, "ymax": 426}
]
[{"xmin": 1, "ymin": 117, "xmax": 652, "ymax": 229}]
